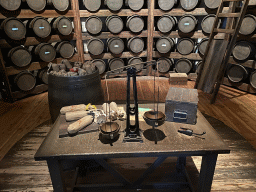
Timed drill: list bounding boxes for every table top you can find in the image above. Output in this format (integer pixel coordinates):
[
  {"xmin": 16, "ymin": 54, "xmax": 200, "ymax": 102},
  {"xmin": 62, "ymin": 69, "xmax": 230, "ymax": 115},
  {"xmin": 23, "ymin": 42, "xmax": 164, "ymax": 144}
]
[{"xmin": 35, "ymin": 104, "xmax": 230, "ymax": 161}]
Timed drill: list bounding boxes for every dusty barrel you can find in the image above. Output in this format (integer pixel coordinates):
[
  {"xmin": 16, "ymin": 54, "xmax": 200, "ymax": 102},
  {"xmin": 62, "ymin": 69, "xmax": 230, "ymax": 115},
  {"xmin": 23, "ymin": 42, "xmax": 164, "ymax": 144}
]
[
  {"xmin": 157, "ymin": 58, "xmax": 174, "ymax": 73},
  {"xmin": 83, "ymin": 0, "xmax": 101, "ymax": 12},
  {"xmin": 0, "ymin": 18, "xmax": 26, "ymax": 40},
  {"xmin": 227, "ymin": 64, "xmax": 248, "ymax": 83},
  {"xmin": 47, "ymin": 0, "xmax": 69, "ymax": 11},
  {"xmin": 34, "ymin": 43, "xmax": 56, "ymax": 62},
  {"xmin": 55, "ymin": 41, "xmax": 75, "ymax": 59},
  {"xmin": 250, "ymin": 71, "xmax": 256, "ymax": 89},
  {"xmin": 240, "ymin": 14, "xmax": 256, "ymax": 35},
  {"xmin": 38, "ymin": 68, "xmax": 49, "ymax": 84},
  {"xmin": 28, "ymin": 16, "xmax": 51, "ymax": 38},
  {"xmin": 106, "ymin": 15, "xmax": 123, "ymax": 34},
  {"xmin": 156, "ymin": 37, "xmax": 175, "ymax": 54},
  {"xmin": 125, "ymin": 0, "xmax": 144, "ymax": 11},
  {"xmin": 48, "ymin": 68, "xmax": 104, "ymax": 122},
  {"xmin": 232, "ymin": 41, "xmax": 255, "ymax": 62},
  {"xmin": 87, "ymin": 38, "xmax": 104, "ymax": 55},
  {"xmin": 8, "ymin": 46, "xmax": 32, "ymax": 67},
  {"xmin": 204, "ymin": 0, "xmax": 221, "ymax": 9},
  {"xmin": 109, "ymin": 58, "xmax": 125, "ymax": 73},
  {"xmin": 14, "ymin": 71, "xmax": 36, "ymax": 91},
  {"xmin": 22, "ymin": 0, "xmax": 46, "ymax": 11},
  {"xmin": 0, "ymin": 0, "xmax": 21, "ymax": 11},
  {"xmin": 175, "ymin": 58, "xmax": 193, "ymax": 74},
  {"xmin": 177, "ymin": 38, "xmax": 195, "ymax": 55},
  {"xmin": 178, "ymin": 15, "xmax": 197, "ymax": 33},
  {"xmin": 126, "ymin": 15, "xmax": 144, "ymax": 33},
  {"xmin": 157, "ymin": 15, "xmax": 177, "ymax": 33},
  {"xmin": 85, "ymin": 16, "xmax": 102, "ymax": 35},
  {"xmin": 128, "ymin": 57, "xmax": 143, "ymax": 71},
  {"xmin": 52, "ymin": 16, "xmax": 73, "ymax": 36},
  {"xmin": 104, "ymin": 0, "xmax": 123, "ymax": 11},
  {"xmin": 107, "ymin": 37, "xmax": 124, "ymax": 55},
  {"xmin": 91, "ymin": 59, "xmax": 106, "ymax": 74},
  {"xmin": 201, "ymin": 14, "xmax": 216, "ymax": 34},
  {"xmin": 198, "ymin": 38, "xmax": 209, "ymax": 56},
  {"xmin": 180, "ymin": 0, "xmax": 199, "ymax": 11},
  {"xmin": 127, "ymin": 37, "xmax": 144, "ymax": 53},
  {"xmin": 158, "ymin": 0, "xmax": 177, "ymax": 11}
]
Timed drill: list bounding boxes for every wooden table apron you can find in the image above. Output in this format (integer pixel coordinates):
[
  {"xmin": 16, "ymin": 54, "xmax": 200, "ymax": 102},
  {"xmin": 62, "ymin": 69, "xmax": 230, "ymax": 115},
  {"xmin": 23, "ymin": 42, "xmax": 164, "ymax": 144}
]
[{"xmin": 34, "ymin": 104, "xmax": 230, "ymax": 192}]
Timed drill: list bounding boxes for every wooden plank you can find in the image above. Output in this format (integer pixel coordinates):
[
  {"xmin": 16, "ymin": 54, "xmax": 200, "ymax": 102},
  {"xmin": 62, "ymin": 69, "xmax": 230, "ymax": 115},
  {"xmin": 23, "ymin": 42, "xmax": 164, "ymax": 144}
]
[
  {"xmin": 82, "ymin": 31, "xmax": 148, "ymax": 40},
  {"xmin": 153, "ymin": 51, "xmax": 202, "ymax": 60},
  {"xmin": 0, "ymin": 10, "xmax": 74, "ymax": 19},
  {"xmin": 153, "ymin": 31, "xmax": 225, "ymax": 39},
  {"xmin": 12, "ymin": 84, "xmax": 48, "ymax": 100},
  {"xmin": 5, "ymin": 54, "xmax": 79, "ymax": 76},
  {"xmin": 84, "ymin": 51, "xmax": 147, "ymax": 60},
  {"xmin": 147, "ymin": 0, "xmax": 154, "ymax": 75},
  {"xmin": 0, "ymin": 34, "xmax": 76, "ymax": 49},
  {"xmin": 228, "ymin": 57, "xmax": 256, "ymax": 69},
  {"xmin": 71, "ymin": 0, "xmax": 84, "ymax": 62},
  {"xmin": 222, "ymin": 77, "xmax": 256, "ymax": 94},
  {"xmin": 79, "ymin": 9, "xmax": 148, "ymax": 17}
]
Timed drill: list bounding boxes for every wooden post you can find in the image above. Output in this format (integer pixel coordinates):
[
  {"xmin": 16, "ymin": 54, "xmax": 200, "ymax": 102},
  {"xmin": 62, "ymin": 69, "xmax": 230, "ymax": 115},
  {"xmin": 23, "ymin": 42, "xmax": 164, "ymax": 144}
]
[
  {"xmin": 147, "ymin": 0, "xmax": 155, "ymax": 75},
  {"xmin": 71, "ymin": 0, "xmax": 84, "ymax": 63}
]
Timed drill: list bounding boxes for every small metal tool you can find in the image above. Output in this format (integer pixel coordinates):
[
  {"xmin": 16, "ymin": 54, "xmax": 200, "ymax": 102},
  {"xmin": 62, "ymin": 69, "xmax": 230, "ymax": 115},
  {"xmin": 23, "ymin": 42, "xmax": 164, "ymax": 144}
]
[{"xmin": 178, "ymin": 128, "xmax": 206, "ymax": 139}]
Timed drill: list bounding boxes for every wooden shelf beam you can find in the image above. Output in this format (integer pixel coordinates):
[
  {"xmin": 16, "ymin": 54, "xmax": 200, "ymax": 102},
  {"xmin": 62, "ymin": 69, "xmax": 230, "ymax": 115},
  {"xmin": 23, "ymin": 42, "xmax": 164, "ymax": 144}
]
[
  {"xmin": 0, "ymin": 10, "xmax": 74, "ymax": 19},
  {"xmin": 84, "ymin": 51, "xmax": 147, "ymax": 60},
  {"xmin": 12, "ymin": 84, "xmax": 48, "ymax": 100},
  {"xmin": 153, "ymin": 51, "xmax": 202, "ymax": 60},
  {"xmin": 82, "ymin": 31, "xmax": 148, "ymax": 40},
  {"xmin": 79, "ymin": 9, "xmax": 148, "ymax": 17},
  {"xmin": 223, "ymin": 77, "xmax": 256, "ymax": 94}
]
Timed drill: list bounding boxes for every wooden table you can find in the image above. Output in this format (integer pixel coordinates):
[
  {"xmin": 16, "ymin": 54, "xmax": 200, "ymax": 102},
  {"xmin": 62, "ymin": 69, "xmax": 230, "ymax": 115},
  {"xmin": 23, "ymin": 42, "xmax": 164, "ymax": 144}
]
[{"xmin": 34, "ymin": 104, "xmax": 230, "ymax": 192}]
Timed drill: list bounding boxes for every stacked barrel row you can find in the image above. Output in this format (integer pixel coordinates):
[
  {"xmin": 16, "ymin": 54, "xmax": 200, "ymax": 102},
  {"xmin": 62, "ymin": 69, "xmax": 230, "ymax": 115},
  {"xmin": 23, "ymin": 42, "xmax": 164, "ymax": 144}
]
[{"xmin": 81, "ymin": 0, "xmax": 148, "ymax": 74}]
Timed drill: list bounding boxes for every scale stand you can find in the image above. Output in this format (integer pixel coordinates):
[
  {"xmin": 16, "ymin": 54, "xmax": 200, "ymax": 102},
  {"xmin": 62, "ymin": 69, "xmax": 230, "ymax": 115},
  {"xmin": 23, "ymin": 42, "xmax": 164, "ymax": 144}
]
[{"xmin": 123, "ymin": 67, "xmax": 143, "ymax": 143}]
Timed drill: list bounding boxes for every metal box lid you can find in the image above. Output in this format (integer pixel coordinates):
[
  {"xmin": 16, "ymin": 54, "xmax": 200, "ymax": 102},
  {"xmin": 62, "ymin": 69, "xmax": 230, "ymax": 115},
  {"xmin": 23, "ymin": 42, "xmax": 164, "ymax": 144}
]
[{"xmin": 165, "ymin": 87, "xmax": 199, "ymax": 103}]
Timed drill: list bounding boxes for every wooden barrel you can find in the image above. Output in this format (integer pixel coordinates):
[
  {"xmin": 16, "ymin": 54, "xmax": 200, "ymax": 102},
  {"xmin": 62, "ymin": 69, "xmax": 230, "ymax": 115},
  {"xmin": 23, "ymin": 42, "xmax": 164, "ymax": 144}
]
[
  {"xmin": 177, "ymin": 38, "xmax": 195, "ymax": 55},
  {"xmin": 158, "ymin": 0, "xmax": 177, "ymax": 11},
  {"xmin": 127, "ymin": 37, "xmax": 144, "ymax": 53},
  {"xmin": 106, "ymin": 15, "xmax": 123, "ymax": 34},
  {"xmin": 91, "ymin": 59, "xmax": 106, "ymax": 74},
  {"xmin": 48, "ymin": 68, "xmax": 104, "ymax": 122},
  {"xmin": 0, "ymin": 0, "xmax": 21, "ymax": 11},
  {"xmin": 180, "ymin": 0, "xmax": 199, "ymax": 11},
  {"xmin": 126, "ymin": 15, "xmax": 144, "ymax": 33},
  {"xmin": 128, "ymin": 57, "xmax": 143, "ymax": 71},
  {"xmin": 125, "ymin": 0, "xmax": 144, "ymax": 11},
  {"xmin": 47, "ymin": 0, "xmax": 69, "ymax": 11},
  {"xmin": 83, "ymin": 0, "xmax": 101, "ymax": 12},
  {"xmin": 87, "ymin": 38, "xmax": 104, "ymax": 55},
  {"xmin": 109, "ymin": 58, "xmax": 125, "ymax": 73},
  {"xmin": 175, "ymin": 58, "xmax": 192, "ymax": 74},
  {"xmin": 107, "ymin": 37, "xmax": 124, "ymax": 55},
  {"xmin": 157, "ymin": 58, "xmax": 173, "ymax": 73},
  {"xmin": 55, "ymin": 41, "xmax": 75, "ymax": 59},
  {"xmin": 178, "ymin": 15, "xmax": 197, "ymax": 33},
  {"xmin": 34, "ymin": 43, "xmax": 56, "ymax": 62},
  {"xmin": 104, "ymin": 0, "xmax": 123, "ymax": 11},
  {"xmin": 38, "ymin": 68, "xmax": 49, "ymax": 84},
  {"xmin": 85, "ymin": 16, "xmax": 102, "ymax": 35},
  {"xmin": 29, "ymin": 16, "xmax": 51, "ymax": 38},
  {"xmin": 250, "ymin": 71, "xmax": 256, "ymax": 89},
  {"xmin": 14, "ymin": 71, "xmax": 36, "ymax": 91},
  {"xmin": 8, "ymin": 46, "xmax": 32, "ymax": 67},
  {"xmin": 22, "ymin": 0, "xmax": 46, "ymax": 11},
  {"xmin": 52, "ymin": 16, "xmax": 73, "ymax": 36},
  {"xmin": 196, "ymin": 61, "xmax": 202, "ymax": 74},
  {"xmin": 240, "ymin": 14, "xmax": 256, "ymax": 35},
  {"xmin": 156, "ymin": 37, "xmax": 175, "ymax": 54},
  {"xmin": 204, "ymin": 0, "xmax": 221, "ymax": 9},
  {"xmin": 201, "ymin": 14, "xmax": 216, "ymax": 34},
  {"xmin": 157, "ymin": 15, "xmax": 177, "ymax": 33},
  {"xmin": 0, "ymin": 18, "xmax": 26, "ymax": 40},
  {"xmin": 227, "ymin": 64, "xmax": 248, "ymax": 83},
  {"xmin": 198, "ymin": 38, "xmax": 209, "ymax": 56},
  {"xmin": 232, "ymin": 41, "xmax": 255, "ymax": 62}
]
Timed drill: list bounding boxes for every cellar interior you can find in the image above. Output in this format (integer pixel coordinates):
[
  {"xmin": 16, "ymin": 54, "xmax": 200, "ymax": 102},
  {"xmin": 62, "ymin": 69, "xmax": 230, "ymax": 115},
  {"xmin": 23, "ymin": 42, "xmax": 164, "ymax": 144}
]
[{"xmin": 0, "ymin": 0, "xmax": 256, "ymax": 191}]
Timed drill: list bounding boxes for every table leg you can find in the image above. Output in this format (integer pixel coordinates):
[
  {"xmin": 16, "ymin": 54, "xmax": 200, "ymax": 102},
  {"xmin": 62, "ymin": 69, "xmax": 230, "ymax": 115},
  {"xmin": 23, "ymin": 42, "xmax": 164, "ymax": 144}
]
[
  {"xmin": 47, "ymin": 158, "xmax": 67, "ymax": 192},
  {"xmin": 176, "ymin": 156, "xmax": 186, "ymax": 173},
  {"xmin": 197, "ymin": 154, "xmax": 218, "ymax": 192}
]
